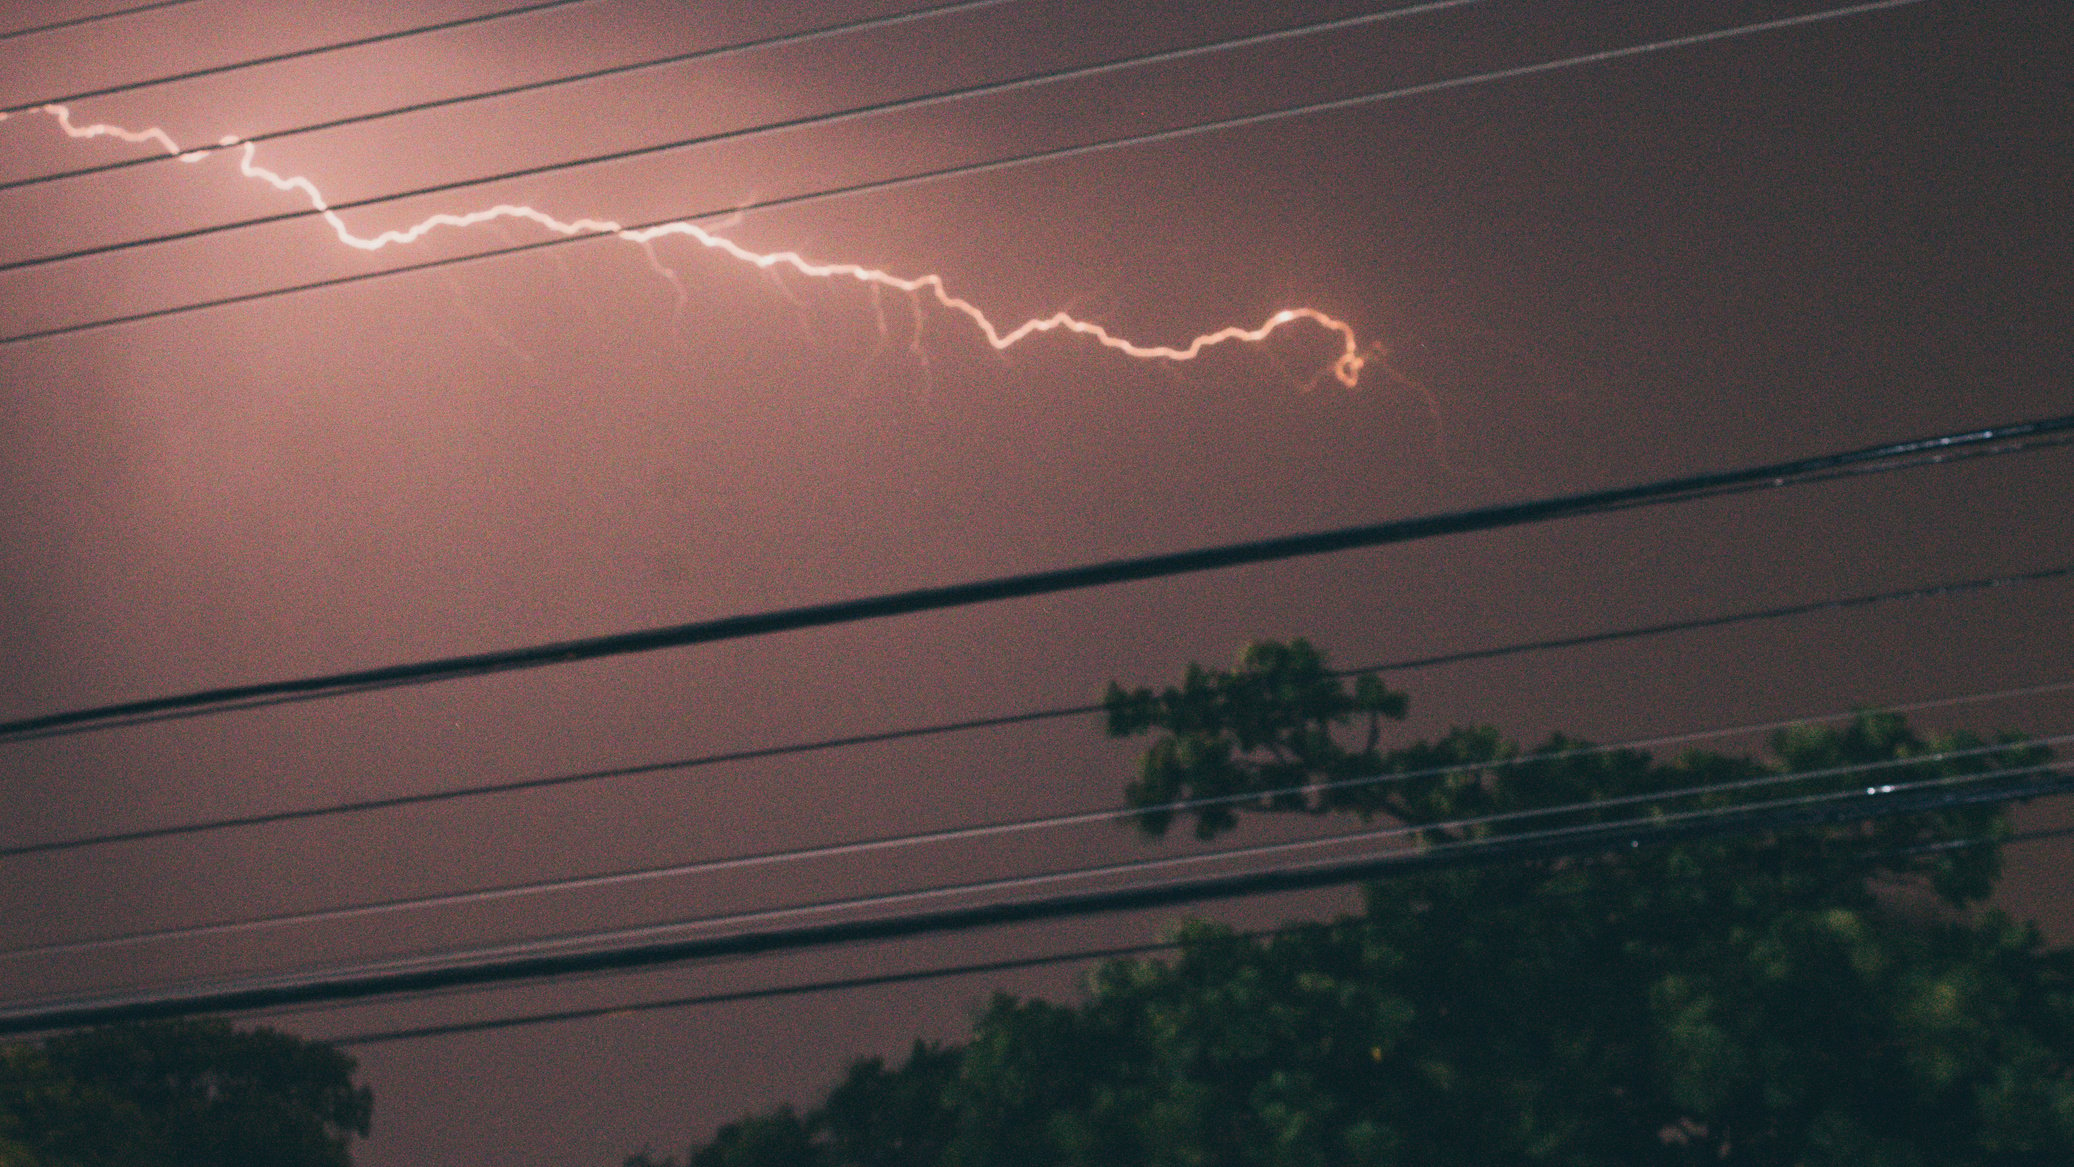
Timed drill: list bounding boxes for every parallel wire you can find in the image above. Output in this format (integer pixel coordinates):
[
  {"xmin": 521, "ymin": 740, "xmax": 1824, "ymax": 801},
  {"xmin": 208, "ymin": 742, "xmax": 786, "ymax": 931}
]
[
  {"xmin": 333, "ymin": 818, "xmax": 2074, "ymax": 1046},
  {"xmin": 0, "ymin": 0, "xmax": 204, "ymax": 44},
  {"xmin": 27, "ymin": 753, "xmax": 2066, "ymax": 993},
  {"xmin": 0, "ymin": 0, "xmax": 599, "ymax": 114},
  {"xmin": 9, "ymin": 710, "xmax": 2065, "ymax": 964},
  {"xmin": 331, "ymin": 933, "xmax": 1208, "ymax": 1045},
  {"xmin": 3, "ymin": 413, "xmax": 2066, "ymax": 745},
  {"xmin": 5, "ymin": 752, "xmax": 2062, "ymax": 1034},
  {"xmin": 1898, "ymin": 821, "xmax": 2074, "ymax": 858},
  {"xmin": 199, "ymin": 746, "xmax": 2072, "ymax": 977},
  {"xmin": 0, "ymin": 0, "xmax": 1476, "ymax": 273},
  {"xmin": 0, "ymin": 0, "xmax": 2031, "ymax": 1043},
  {"xmin": 4, "ymin": 564, "xmax": 2071, "ymax": 863},
  {"xmin": 0, "ymin": 0, "xmax": 1147, "ymax": 194},
  {"xmin": 0, "ymin": 0, "xmax": 2033, "ymax": 1044},
  {"xmin": 0, "ymin": 0, "xmax": 1927, "ymax": 347}
]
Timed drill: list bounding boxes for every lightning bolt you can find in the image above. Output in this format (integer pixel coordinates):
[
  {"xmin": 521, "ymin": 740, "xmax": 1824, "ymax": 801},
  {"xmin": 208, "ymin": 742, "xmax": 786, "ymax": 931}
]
[{"xmin": 16, "ymin": 104, "xmax": 1372, "ymax": 387}]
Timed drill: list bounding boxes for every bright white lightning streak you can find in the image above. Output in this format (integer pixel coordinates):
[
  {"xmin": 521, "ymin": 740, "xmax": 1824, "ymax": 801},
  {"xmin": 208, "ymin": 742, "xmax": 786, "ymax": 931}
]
[{"xmin": 23, "ymin": 104, "xmax": 1371, "ymax": 387}]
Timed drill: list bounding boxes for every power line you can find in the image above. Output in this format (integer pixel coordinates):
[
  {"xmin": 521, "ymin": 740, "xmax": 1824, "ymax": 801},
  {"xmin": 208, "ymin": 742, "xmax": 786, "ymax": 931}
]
[
  {"xmin": 332, "ymin": 815, "xmax": 2074, "ymax": 1047},
  {"xmin": 3, "ymin": 754, "xmax": 2061, "ymax": 1035},
  {"xmin": 7, "ymin": 562, "xmax": 2068, "ymax": 860},
  {"xmin": 328, "ymin": 815, "xmax": 2074, "ymax": 1046},
  {"xmin": 25, "ymin": 421, "xmax": 2074, "ymax": 742},
  {"xmin": 0, "ymin": 0, "xmax": 1014, "ymax": 194},
  {"xmin": 0, "ymin": 0, "xmax": 2024, "ymax": 1045},
  {"xmin": 211, "ymin": 741, "xmax": 2068, "ymax": 980},
  {"xmin": 1, "ymin": 0, "xmax": 598, "ymax": 115},
  {"xmin": 2, "ymin": 412, "xmax": 2066, "ymax": 745},
  {"xmin": 330, "ymin": 934, "xmax": 1226, "ymax": 1046},
  {"xmin": 1894, "ymin": 821, "xmax": 2074, "ymax": 859},
  {"xmin": 12, "ymin": 719, "xmax": 2055, "ymax": 965},
  {"xmin": 0, "ymin": 0, "xmax": 204, "ymax": 44},
  {"xmin": 0, "ymin": 0, "xmax": 1475, "ymax": 274},
  {"xmin": 23, "ymin": 754, "xmax": 2058, "ymax": 1023},
  {"xmin": 0, "ymin": 0, "xmax": 1927, "ymax": 348}
]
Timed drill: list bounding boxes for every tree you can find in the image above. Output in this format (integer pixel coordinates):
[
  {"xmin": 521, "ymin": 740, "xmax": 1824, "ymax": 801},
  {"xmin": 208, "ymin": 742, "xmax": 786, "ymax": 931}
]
[
  {"xmin": 631, "ymin": 1042, "xmax": 960, "ymax": 1167},
  {"xmin": 0, "ymin": 1018, "xmax": 372, "ymax": 1167},
  {"xmin": 670, "ymin": 640, "xmax": 2074, "ymax": 1166}
]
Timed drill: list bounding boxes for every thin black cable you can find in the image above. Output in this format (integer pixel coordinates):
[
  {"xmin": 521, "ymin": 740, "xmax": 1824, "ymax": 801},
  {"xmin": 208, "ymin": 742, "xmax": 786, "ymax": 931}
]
[
  {"xmin": 1883, "ymin": 821, "xmax": 2074, "ymax": 858},
  {"xmin": 335, "ymin": 815, "xmax": 2074, "ymax": 1047},
  {"xmin": 2, "ymin": 757, "xmax": 2061, "ymax": 1035},
  {"xmin": 330, "ymin": 933, "xmax": 1225, "ymax": 1046},
  {"xmin": 333, "ymin": 818, "xmax": 2074, "ymax": 1046},
  {"xmin": 1, "ymin": 0, "xmax": 599, "ymax": 115},
  {"xmin": 0, "ymin": 0, "xmax": 1042, "ymax": 194},
  {"xmin": 2005, "ymin": 823, "xmax": 2074, "ymax": 849},
  {"xmin": 3, "ymin": 411, "xmax": 2068, "ymax": 745},
  {"xmin": 130, "ymin": 762, "xmax": 2074, "ymax": 987},
  {"xmin": 215, "ymin": 747, "xmax": 2063, "ymax": 982},
  {"xmin": 267, "ymin": 925, "xmax": 1290, "ymax": 1042},
  {"xmin": 26, "ymin": 756, "xmax": 2055, "ymax": 1018},
  {"xmin": 32, "ymin": 544, "xmax": 2069, "ymax": 746},
  {"xmin": 6, "ymin": 563, "xmax": 2071, "ymax": 861},
  {"xmin": 0, "ymin": 0, "xmax": 1472, "ymax": 273},
  {"xmin": 30, "ymin": 744, "xmax": 2074, "ymax": 977},
  {"xmin": 0, "ymin": 0, "xmax": 203, "ymax": 43},
  {"xmin": 1369, "ymin": 563, "xmax": 2074, "ymax": 674},
  {"xmin": 17, "ymin": 707, "xmax": 2059, "ymax": 963},
  {"xmin": 0, "ymin": 0, "xmax": 1925, "ymax": 348}
]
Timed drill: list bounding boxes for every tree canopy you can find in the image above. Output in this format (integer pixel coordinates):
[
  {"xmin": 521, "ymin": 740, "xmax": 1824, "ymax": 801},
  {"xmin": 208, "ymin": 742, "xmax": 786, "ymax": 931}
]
[
  {"xmin": 0, "ymin": 1017, "xmax": 372, "ymax": 1167},
  {"xmin": 656, "ymin": 640, "xmax": 2073, "ymax": 1167}
]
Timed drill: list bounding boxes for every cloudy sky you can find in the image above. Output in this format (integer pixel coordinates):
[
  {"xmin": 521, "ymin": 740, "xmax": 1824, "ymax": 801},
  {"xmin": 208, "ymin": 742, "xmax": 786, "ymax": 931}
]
[{"xmin": 1, "ymin": 0, "xmax": 2070, "ymax": 1164}]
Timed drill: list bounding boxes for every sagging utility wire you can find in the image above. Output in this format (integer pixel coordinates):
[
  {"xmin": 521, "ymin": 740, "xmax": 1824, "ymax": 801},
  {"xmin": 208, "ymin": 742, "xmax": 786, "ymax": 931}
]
[
  {"xmin": 0, "ymin": 0, "xmax": 1445, "ymax": 219},
  {"xmin": 0, "ymin": 0, "xmax": 206, "ymax": 45},
  {"xmin": 8, "ymin": 719, "xmax": 2062, "ymax": 966},
  {"xmin": 1, "ymin": 0, "xmax": 1925, "ymax": 349},
  {"xmin": 6, "ymin": 563, "xmax": 2068, "ymax": 861},
  {"xmin": 2, "ymin": 410, "xmax": 2068, "ymax": 744},
  {"xmin": 0, "ymin": 0, "xmax": 1011, "ymax": 191},
  {"xmin": 329, "ymin": 823, "xmax": 2074, "ymax": 1045},
  {"xmin": 2, "ymin": 750, "xmax": 2061, "ymax": 1035},
  {"xmin": 0, "ymin": 0, "xmax": 598, "ymax": 115}
]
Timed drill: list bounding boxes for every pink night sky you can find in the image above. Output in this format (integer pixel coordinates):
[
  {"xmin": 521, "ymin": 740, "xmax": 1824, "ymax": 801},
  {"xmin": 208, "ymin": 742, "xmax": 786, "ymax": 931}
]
[{"xmin": 1, "ymin": 1, "xmax": 2070, "ymax": 1164}]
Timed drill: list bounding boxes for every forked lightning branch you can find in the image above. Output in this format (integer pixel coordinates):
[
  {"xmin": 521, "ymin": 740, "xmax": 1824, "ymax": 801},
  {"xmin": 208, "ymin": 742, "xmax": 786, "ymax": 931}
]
[{"xmin": 6, "ymin": 104, "xmax": 1372, "ymax": 387}]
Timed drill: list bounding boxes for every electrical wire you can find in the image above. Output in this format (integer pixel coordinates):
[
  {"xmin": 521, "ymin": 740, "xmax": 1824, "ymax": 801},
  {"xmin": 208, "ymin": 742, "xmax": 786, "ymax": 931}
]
[
  {"xmin": 12, "ymin": 725, "xmax": 2057, "ymax": 974},
  {"xmin": 27, "ymin": 754, "xmax": 2061, "ymax": 1028},
  {"xmin": 7, "ymin": 563, "xmax": 2068, "ymax": 861},
  {"xmin": 329, "ymin": 932, "xmax": 1236, "ymax": 1046},
  {"xmin": 3, "ymin": 750, "xmax": 2061, "ymax": 1035},
  {"xmin": 0, "ymin": 0, "xmax": 1476, "ymax": 274},
  {"xmin": 169, "ymin": 741, "xmax": 2063, "ymax": 982},
  {"xmin": 14, "ymin": 705, "xmax": 2061, "ymax": 962},
  {"xmin": 1885, "ymin": 821, "xmax": 2074, "ymax": 859},
  {"xmin": 3, "ymin": 413, "xmax": 2068, "ymax": 745},
  {"xmin": 1, "ymin": 0, "xmax": 599, "ymax": 115},
  {"xmin": 0, "ymin": 0, "xmax": 2031, "ymax": 1045},
  {"xmin": 330, "ymin": 815, "xmax": 2074, "ymax": 1046},
  {"xmin": 0, "ymin": 0, "xmax": 204, "ymax": 44},
  {"xmin": 0, "ymin": 0, "xmax": 1927, "ymax": 348},
  {"xmin": 0, "ymin": 0, "xmax": 1011, "ymax": 192}
]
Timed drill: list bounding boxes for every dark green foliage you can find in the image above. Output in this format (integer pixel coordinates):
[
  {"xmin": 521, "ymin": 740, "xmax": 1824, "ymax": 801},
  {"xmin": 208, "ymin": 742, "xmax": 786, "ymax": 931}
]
[
  {"xmin": 1104, "ymin": 640, "xmax": 1410, "ymax": 839},
  {"xmin": 819, "ymin": 1041, "xmax": 962, "ymax": 1167},
  {"xmin": 0, "ymin": 1043, "xmax": 151, "ymax": 1167},
  {"xmin": 688, "ymin": 1107, "xmax": 820, "ymax": 1167},
  {"xmin": 942, "ymin": 884, "xmax": 2074, "ymax": 1166},
  {"xmin": 1102, "ymin": 638, "xmax": 2042, "ymax": 881},
  {"xmin": 649, "ymin": 1044, "xmax": 963, "ymax": 1167},
  {"xmin": 0, "ymin": 1018, "xmax": 371, "ymax": 1167},
  {"xmin": 673, "ymin": 641, "xmax": 2072, "ymax": 1166}
]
